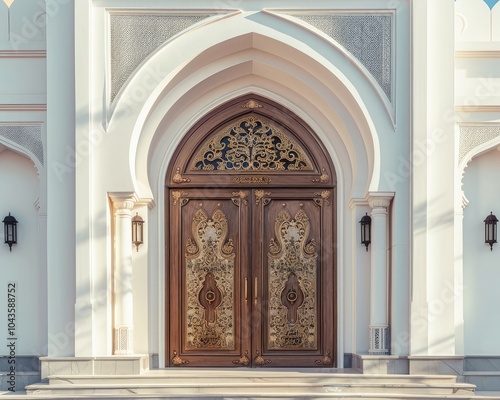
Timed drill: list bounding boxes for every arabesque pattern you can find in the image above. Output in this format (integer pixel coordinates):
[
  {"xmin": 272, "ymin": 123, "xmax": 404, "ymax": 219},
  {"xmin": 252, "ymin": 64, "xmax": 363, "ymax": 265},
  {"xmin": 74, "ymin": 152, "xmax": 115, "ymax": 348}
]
[
  {"xmin": 185, "ymin": 209, "xmax": 235, "ymax": 350},
  {"xmin": 191, "ymin": 116, "xmax": 313, "ymax": 172},
  {"xmin": 267, "ymin": 209, "xmax": 318, "ymax": 350}
]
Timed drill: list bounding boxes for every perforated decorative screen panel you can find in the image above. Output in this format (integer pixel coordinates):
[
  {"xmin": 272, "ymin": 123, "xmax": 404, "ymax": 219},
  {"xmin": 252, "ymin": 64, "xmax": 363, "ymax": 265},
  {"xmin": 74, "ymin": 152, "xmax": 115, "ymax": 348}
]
[
  {"xmin": 289, "ymin": 13, "xmax": 393, "ymax": 101},
  {"xmin": 110, "ymin": 13, "xmax": 212, "ymax": 102},
  {"xmin": 0, "ymin": 124, "xmax": 43, "ymax": 166},
  {"xmin": 459, "ymin": 125, "xmax": 500, "ymax": 164}
]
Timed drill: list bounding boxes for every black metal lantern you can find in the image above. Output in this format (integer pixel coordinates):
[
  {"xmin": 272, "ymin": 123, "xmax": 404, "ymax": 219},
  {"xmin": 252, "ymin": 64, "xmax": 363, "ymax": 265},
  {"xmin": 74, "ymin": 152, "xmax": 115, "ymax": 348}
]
[
  {"xmin": 3, "ymin": 212, "xmax": 18, "ymax": 252},
  {"xmin": 360, "ymin": 212, "xmax": 371, "ymax": 251},
  {"xmin": 132, "ymin": 213, "xmax": 144, "ymax": 252},
  {"xmin": 484, "ymin": 212, "xmax": 498, "ymax": 251}
]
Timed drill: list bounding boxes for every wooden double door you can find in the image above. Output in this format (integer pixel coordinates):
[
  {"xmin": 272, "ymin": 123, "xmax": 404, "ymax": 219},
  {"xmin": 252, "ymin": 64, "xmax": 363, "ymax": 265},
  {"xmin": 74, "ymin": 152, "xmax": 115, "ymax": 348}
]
[{"xmin": 168, "ymin": 187, "xmax": 335, "ymax": 368}]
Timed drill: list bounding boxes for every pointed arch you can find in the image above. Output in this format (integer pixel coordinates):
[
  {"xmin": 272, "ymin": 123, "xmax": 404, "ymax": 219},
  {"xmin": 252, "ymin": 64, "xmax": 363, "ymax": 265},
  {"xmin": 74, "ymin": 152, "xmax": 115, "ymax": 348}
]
[{"xmin": 166, "ymin": 94, "xmax": 336, "ymax": 188}]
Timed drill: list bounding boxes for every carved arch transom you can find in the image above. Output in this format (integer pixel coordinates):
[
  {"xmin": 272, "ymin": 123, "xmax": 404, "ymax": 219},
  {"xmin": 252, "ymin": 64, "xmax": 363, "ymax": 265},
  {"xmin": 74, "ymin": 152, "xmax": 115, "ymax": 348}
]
[{"xmin": 167, "ymin": 95, "xmax": 336, "ymax": 188}]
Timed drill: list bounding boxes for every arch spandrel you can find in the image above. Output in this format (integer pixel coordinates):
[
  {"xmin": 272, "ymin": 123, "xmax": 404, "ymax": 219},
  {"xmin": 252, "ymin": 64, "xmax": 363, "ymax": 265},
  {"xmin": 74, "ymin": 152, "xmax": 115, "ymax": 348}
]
[{"xmin": 166, "ymin": 95, "xmax": 336, "ymax": 188}]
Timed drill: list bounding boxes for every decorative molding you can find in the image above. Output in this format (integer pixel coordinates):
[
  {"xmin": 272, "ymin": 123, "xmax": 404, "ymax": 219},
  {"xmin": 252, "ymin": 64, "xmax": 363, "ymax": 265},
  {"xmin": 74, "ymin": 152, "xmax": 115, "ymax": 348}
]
[
  {"xmin": 282, "ymin": 11, "xmax": 393, "ymax": 101},
  {"xmin": 455, "ymin": 50, "xmax": 500, "ymax": 58},
  {"xmin": 109, "ymin": 11, "xmax": 224, "ymax": 102},
  {"xmin": 233, "ymin": 176, "xmax": 271, "ymax": 184},
  {"xmin": 241, "ymin": 99, "xmax": 263, "ymax": 109},
  {"xmin": 311, "ymin": 168, "xmax": 330, "ymax": 183},
  {"xmin": 0, "ymin": 123, "xmax": 44, "ymax": 166},
  {"xmin": 0, "ymin": 104, "xmax": 47, "ymax": 112},
  {"xmin": 455, "ymin": 105, "xmax": 500, "ymax": 113},
  {"xmin": 0, "ymin": 50, "xmax": 46, "ymax": 58},
  {"xmin": 315, "ymin": 351, "xmax": 333, "ymax": 366},
  {"xmin": 314, "ymin": 190, "xmax": 331, "ymax": 206},
  {"xmin": 459, "ymin": 124, "xmax": 500, "ymax": 165},
  {"xmin": 172, "ymin": 167, "xmax": 191, "ymax": 183}
]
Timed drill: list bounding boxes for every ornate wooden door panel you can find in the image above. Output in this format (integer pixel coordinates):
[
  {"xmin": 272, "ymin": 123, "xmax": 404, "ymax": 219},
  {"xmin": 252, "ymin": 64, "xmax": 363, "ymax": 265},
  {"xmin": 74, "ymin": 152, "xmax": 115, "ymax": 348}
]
[
  {"xmin": 166, "ymin": 95, "xmax": 337, "ymax": 368},
  {"xmin": 168, "ymin": 189, "xmax": 251, "ymax": 367},
  {"xmin": 252, "ymin": 189, "xmax": 334, "ymax": 367},
  {"xmin": 168, "ymin": 188, "xmax": 334, "ymax": 367}
]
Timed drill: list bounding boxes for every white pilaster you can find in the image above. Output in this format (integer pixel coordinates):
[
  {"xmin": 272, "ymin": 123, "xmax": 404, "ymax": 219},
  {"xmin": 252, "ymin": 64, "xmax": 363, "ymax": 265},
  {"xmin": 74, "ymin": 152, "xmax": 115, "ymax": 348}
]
[
  {"xmin": 368, "ymin": 195, "xmax": 391, "ymax": 355},
  {"xmin": 46, "ymin": 0, "xmax": 75, "ymax": 356},
  {"xmin": 411, "ymin": 0, "xmax": 457, "ymax": 356},
  {"xmin": 74, "ymin": 0, "xmax": 94, "ymax": 357},
  {"xmin": 111, "ymin": 195, "xmax": 135, "ymax": 355}
]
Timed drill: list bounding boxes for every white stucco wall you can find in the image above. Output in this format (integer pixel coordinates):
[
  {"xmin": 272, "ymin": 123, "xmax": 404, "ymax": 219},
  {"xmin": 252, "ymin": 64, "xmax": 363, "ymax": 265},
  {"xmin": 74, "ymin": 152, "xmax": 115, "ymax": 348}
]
[
  {"xmin": 0, "ymin": 148, "xmax": 43, "ymax": 355},
  {"xmin": 69, "ymin": 0, "xmax": 413, "ymax": 364},
  {"xmin": 463, "ymin": 147, "xmax": 500, "ymax": 355}
]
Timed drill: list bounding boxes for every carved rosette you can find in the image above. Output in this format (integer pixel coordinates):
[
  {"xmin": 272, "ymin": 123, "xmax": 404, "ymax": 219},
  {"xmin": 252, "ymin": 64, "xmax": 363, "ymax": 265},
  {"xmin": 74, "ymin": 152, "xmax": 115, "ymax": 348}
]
[
  {"xmin": 185, "ymin": 209, "xmax": 236, "ymax": 350},
  {"xmin": 267, "ymin": 209, "xmax": 318, "ymax": 350}
]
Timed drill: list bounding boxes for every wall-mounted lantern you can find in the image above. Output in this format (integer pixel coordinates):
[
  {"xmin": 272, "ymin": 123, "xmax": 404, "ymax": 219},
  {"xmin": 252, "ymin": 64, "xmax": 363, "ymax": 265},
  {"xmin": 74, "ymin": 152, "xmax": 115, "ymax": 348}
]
[
  {"xmin": 132, "ymin": 213, "xmax": 144, "ymax": 252},
  {"xmin": 484, "ymin": 212, "xmax": 498, "ymax": 251},
  {"xmin": 360, "ymin": 212, "xmax": 371, "ymax": 251},
  {"xmin": 3, "ymin": 213, "xmax": 18, "ymax": 252}
]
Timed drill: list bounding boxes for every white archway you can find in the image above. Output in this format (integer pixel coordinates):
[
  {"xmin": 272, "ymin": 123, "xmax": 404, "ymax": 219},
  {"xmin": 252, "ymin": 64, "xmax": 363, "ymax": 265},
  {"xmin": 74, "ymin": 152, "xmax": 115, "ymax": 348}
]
[{"xmin": 103, "ymin": 13, "xmax": 393, "ymax": 366}]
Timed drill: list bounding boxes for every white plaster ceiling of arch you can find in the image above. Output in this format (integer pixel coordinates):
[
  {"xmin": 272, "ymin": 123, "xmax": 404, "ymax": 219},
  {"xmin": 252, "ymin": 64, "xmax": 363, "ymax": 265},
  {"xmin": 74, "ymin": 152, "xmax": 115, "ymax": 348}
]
[{"xmin": 105, "ymin": 14, "xmax": 390, "ymax": 202}]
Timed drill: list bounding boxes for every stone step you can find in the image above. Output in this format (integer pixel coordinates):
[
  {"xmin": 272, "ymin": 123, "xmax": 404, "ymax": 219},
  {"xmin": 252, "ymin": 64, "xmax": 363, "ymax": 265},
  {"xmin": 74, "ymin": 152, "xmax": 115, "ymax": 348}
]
[
  {"xmin": 47, "ymin": 371, "xmax": 462, "ymax": 386},
  {"xmin": 22, "ymin": 371, "xmax": 484, "ymax": 399},
  {"xmin": 26, "ymin": 372, "xmax": 477, "ymax": 397},
  {"xmin": 11, "ymin": 385, "xmax": 491, "ymax": 400},
  {"xmin": 26, "ymin": 381, "xmax": 475, "ymax": 395}
]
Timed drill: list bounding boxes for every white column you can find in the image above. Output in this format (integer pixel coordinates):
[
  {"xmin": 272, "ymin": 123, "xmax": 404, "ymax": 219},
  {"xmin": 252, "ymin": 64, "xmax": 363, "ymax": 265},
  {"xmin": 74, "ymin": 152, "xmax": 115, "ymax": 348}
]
[
  {"xmin": 368, "ymin": 196, "xmax": 391, "ymax": 354},
  {"xmin": 112, "ymin": 197, "xmax": 135, "ymax": 355}
]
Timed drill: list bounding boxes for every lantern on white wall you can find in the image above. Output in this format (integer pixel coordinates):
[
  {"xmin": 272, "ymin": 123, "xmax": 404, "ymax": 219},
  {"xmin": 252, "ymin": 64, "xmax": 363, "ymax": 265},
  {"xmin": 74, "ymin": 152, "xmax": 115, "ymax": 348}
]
[
  {"xmin": 132, "ymin": 213, "xmax": 144, "ymax": 252},
  {"xmin": 484, "ymin": 212, "xmax": 498, "ymax": 251},
  {"xmin": 360, "ymin": 212, "xmax": 371, "ymax": 251},
  {"xmin": 3, "ymin": 212, "xmax": 18, "ymax": 252}
]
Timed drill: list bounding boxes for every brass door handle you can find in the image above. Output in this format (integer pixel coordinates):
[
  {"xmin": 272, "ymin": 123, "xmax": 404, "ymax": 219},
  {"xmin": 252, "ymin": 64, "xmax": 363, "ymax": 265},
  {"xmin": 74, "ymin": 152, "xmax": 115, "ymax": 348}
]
[
  {"xmin": 254, "ymin": 277, "xmax": 258, "ymax": 305},
  {"xmin": 244, "ymin": 277, "xmax": 248, "ymax": 304}
]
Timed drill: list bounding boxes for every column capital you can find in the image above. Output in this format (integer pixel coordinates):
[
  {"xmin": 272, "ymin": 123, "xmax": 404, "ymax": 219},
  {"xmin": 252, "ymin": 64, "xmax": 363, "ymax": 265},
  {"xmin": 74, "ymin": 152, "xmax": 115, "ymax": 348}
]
[
  {"xmin": 109, "ymin": 192, "xmax": 139, "ymax": 211},
  {"xmin": 368, "ymin": 193, "xmax": 393, "ymax": 210}
]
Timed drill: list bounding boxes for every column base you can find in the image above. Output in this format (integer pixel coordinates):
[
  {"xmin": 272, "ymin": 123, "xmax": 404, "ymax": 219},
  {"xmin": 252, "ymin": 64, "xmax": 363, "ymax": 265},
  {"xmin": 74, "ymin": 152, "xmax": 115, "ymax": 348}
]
[
  {"xmin": 369, "ymin": 325, "xmax": 389, "ymax": 354},
  {"xmin": 114, "ymin": 325, "xmax": 134, "ymax": 355},
  {"xmin": 353, "ymin": 354, "xmax": 409, "ymax": 374},
  {"xmin": 40, "ymin": 355, "xmax": 149, "ymax": 379}
]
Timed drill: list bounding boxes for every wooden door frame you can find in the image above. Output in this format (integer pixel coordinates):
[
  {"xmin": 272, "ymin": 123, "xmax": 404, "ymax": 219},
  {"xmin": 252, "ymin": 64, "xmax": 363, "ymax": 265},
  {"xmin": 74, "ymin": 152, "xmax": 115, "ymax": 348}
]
[{"xmin": 165, "ymin": 94, "xmax": 338, "ymax": 367}]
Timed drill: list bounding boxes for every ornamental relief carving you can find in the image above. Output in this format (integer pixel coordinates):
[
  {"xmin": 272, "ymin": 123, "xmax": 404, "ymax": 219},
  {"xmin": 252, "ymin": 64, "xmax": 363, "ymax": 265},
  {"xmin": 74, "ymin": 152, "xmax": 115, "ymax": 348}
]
[
  {"xmin": 190, "ymin": 116, "xmax": 314, "ymax": 172},
  {"xmin": 185, "ymin": 209, "xmax": 236, "ymax": 350},
  {"xmin": 267, "ymin": 209, "xmax": 318, "ymax": 350}
]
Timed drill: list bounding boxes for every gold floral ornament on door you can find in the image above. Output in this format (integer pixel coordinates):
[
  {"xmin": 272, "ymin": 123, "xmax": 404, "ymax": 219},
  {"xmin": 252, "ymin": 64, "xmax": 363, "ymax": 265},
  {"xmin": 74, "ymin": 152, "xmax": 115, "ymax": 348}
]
[
  {"xmin": 185, "ymin": 209, "xmax": 235, "ymax": 350},
  {"xmin": 268, "ymin": 209, "xmax": 318, "ymax": 350}
]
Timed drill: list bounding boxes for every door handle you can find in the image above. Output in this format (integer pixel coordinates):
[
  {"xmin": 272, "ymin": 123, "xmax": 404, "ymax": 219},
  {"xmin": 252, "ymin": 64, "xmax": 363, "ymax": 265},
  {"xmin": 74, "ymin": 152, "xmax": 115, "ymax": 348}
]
[
  {"xmin": 254, "ymin": 277, "xmax": 258, "ymax": 305},
  {"xmin": 244, "ymin": 277, "xmax": 248, "ymax": 305}
]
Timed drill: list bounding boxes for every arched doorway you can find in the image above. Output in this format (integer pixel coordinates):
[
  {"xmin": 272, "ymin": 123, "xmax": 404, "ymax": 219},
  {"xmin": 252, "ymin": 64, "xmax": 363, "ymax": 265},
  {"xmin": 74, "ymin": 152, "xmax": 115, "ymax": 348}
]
[{"xmin": 165, "ymin": 95, "xmax": 337, "ymax": 367}]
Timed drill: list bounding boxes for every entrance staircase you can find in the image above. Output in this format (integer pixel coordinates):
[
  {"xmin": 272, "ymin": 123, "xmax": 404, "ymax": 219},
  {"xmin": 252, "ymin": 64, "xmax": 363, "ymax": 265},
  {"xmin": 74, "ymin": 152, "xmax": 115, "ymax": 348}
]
[{"xmin": 6, "ymin": 368, "xmax": 498, "ymax": 399}]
